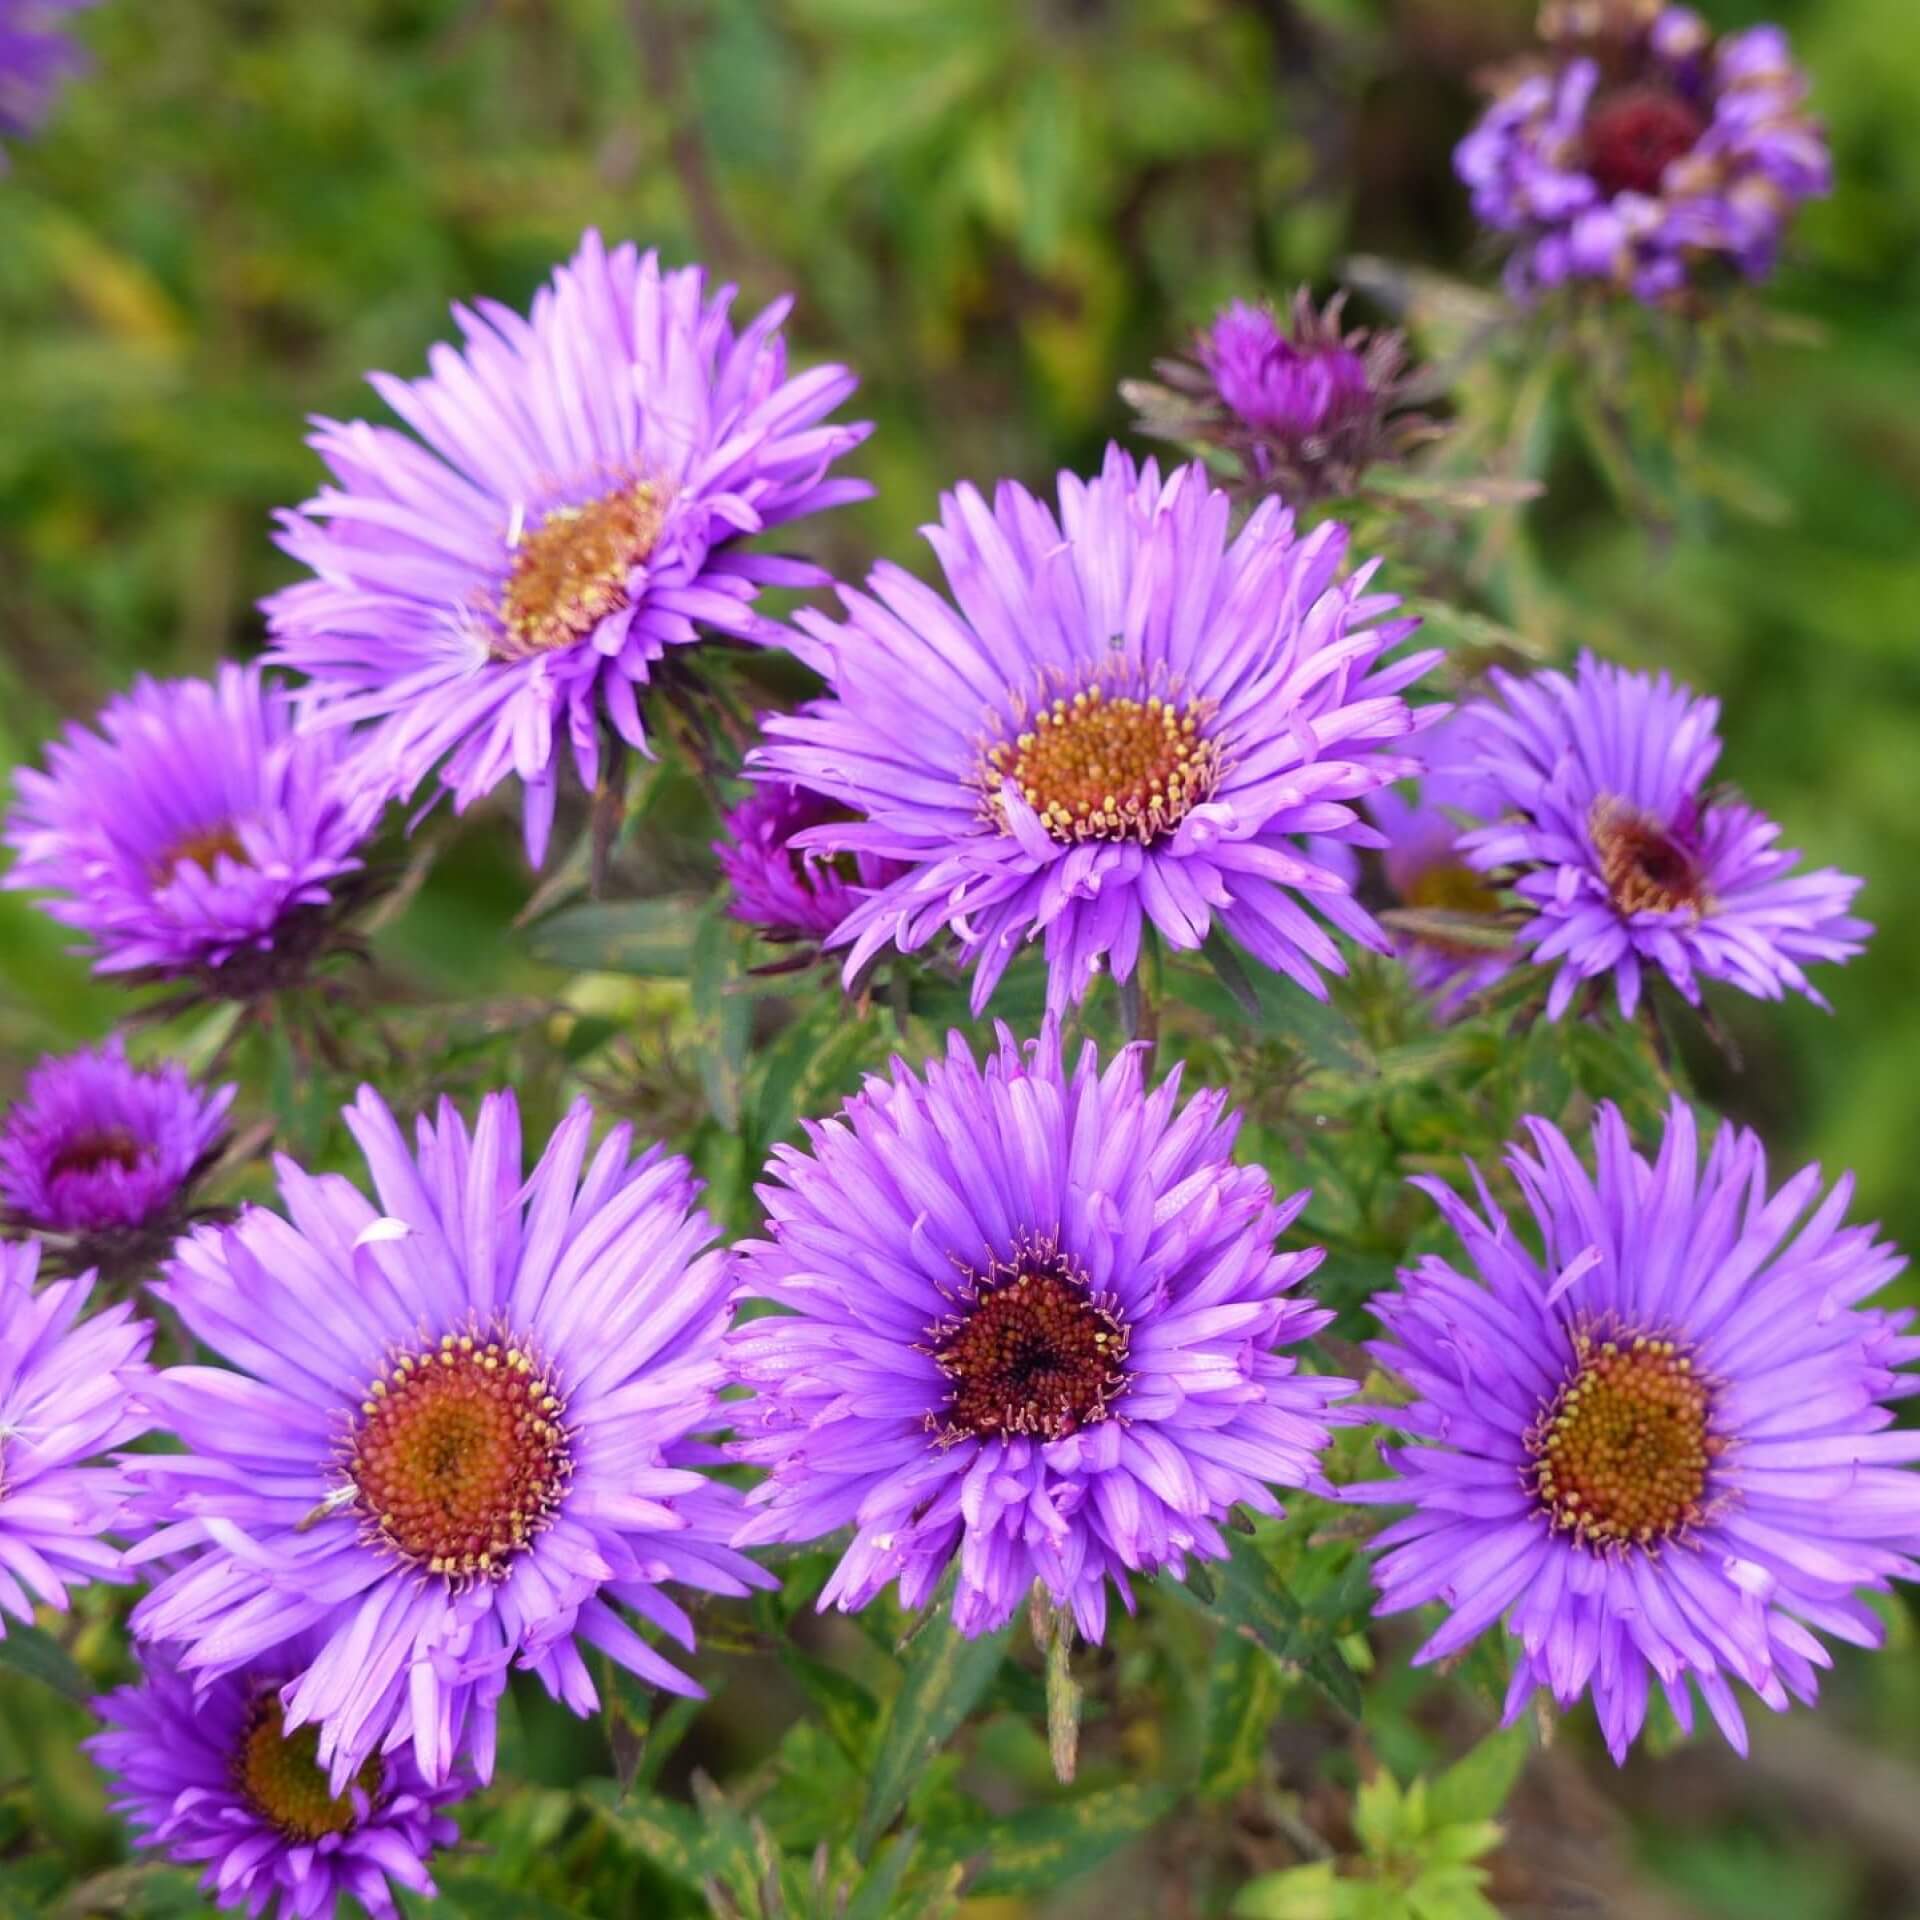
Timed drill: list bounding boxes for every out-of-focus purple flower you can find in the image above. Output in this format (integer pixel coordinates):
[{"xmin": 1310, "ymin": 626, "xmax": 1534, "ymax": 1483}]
[
  {"xmin": 1457, "ymin": 6, "xmax": 1829, "ymax": 302},
  {"xmin": 1350, "ymin": 1098, "xmax": 1920, "ymax": 1762},
  {"xmin": 89, "ymin": 1636, "xmax": 465, "ymax": 1920},
  {"xmin": 0, "ymin": 1240, "xmax": 151, "ymax": 1633},
  {"xmin": 730, "ymin": 1025, "xmax": 1349, "ymax": 1641},
  {"xmin": 0, "ymin": 1, "xmax": 92, "ymax": 159},
  {"xmin": 4, "ymin": 665, "xmax": 385, "ymax": 995},
  {"xmin": 757, "ymin": 445, "xmax": 1439, "ymax": 1016},
  {"xmin": 1457, "ymin": 653, "xmax": 1867, "ymax": 1019},
  {"xmin": 715, "ymin": 778, "xmax": 906, "ymax": 946},
  {"xmin": 1129, "ymin": 292, "xmax": 1435, "ymax": 503},
  {"xmin": 0, "ymin": 1035, "xmax": 233, "ymax": 1276},
  {"xmin": 126, "ymin": 1087, "xmax": 769, "ymax": 1793},
  {"xmin": 265, "ymin": 231, "xmax": 871, "ymax": 867}
]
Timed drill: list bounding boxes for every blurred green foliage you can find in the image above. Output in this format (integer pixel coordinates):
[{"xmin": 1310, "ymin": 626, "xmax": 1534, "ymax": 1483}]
[{"xmin": 2, "ymin": 1, "xmax": 1920, "ymax": 1917}]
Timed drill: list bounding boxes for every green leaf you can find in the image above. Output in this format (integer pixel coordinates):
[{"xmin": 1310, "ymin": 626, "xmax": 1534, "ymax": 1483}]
[
  {"xmin": 936, "ymin": 1782, "xmax": 1179, "ymax": 1895},
  {"xmin": 1199, "ymin": 1636, "xmax": 1281, "ymax": 1800},
  {"xmin": 0, "ymin": 1624, "xmax": 92, "ymax": 1706},
  {"xmin": 855, "ymin": 1613, "xmax": 1011, "ymax": 1856},
  {"xmin": 524, "ymin": 898, "xmax": 697, "ymax": 975},
  {"xmin": 430, "ymin": 1879, "xmax": 592, "ymax": 1920},
  {"xmin": 1232, "ymin": 1860, "xmax": 1344, "ymax": 1920},
  {"xmin": 581, "ymin": 1778, "xmax": 757, "ymax": 1894},
  {"xmin": 1427, "ymin": 1725, "xmax": 1531, "ymax": 1827}
]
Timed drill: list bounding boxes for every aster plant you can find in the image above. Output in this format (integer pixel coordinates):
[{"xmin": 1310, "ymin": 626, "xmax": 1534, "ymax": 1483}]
[
  {"xmin": 715, "ymin": 776, "xmax": 905, "ymax": 950},
  {"xmin": 756, "ymin": 445, "xmax": 1440, "ymax": 1015},
  {"xmin": 89, "ymin": 1637, "xmax": 465, "ymax": 1920},
  {"xmin": 0, "ymin": 1035, "xmax": 233, "ymax": 1277},
  {"xmin": 0, "ymin": 0, "xmax": 92, "ymax": 160},
  {"xmin": 729, "ymin": 1025, "xmax": 1350, "ymax": 1640},
  {"xmin": 1351, "ymin": 1098, "xmax": 1920, "ymax": 1762},
  {"xmin": 1458, "ymin": 2, "xmax": 1830, "ymax": 303},
  {"xmin": 3, "ymin": 663, "xmax": 386, "ymax": 997},
  {"xmin": 125, "ymin": 1087, "xmax": 769, "ymax": 1790},
  {"xmin": 265, "ymin": 231, "xmax": 871, "ymax": 866},
  {"xmin": 1456, "ymin": 652, "xmax": 1868, "ymax": 1019}
]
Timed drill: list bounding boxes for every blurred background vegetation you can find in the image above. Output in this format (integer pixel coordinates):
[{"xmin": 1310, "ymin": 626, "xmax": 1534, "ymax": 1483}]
[{"xmin": 2, "ymin": 1, "xmax": 1918, "ymax": 1915}]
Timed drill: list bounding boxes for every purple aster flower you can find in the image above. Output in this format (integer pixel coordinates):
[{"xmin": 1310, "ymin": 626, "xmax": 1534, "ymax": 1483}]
[
  {"xmin": 0, "ymin": 1239, "xmax": 151, "ymax": 1632},
  {"xmin": 715, "ymin": 778, "xmax": 907, "ymax": 947},
  {"xmin": 1456, "ymin": 652, "xmax": 1867, "ymax": 1019},
  {"xmin": 88, "ymin": 1637, "xmax": 465, "ymax": 1920},
  {"xmin": 4, "ymin": 664, "xmax": 386, "ymax": 995},
  {"xmin": 1130, "ymin": 293, "xmax": 1435, "ymax": 503},
  {"xmin": 1349, "ymin": 1098, "xmax": 1920, "ymax": 1762},
  {"xmin": 757, "ymin": 445, "xmax": 1440, "ymax": 1016},
  {"xmin": 264, "ymin": 231, "xmax": 872, "ymax": 867},
  {"xmin": 125, "ymin": 1086, "xmax": 769, "ymax": 1792},
  {"xmin": 729, "ymin": 1025, "xmax": 1349, "ymax": 1641},
  {"xmin": 0, "ymin": 1, "xmax": 92, "ymax": 159},
  {"xmin": 1457, "ymin": 4, "xmax": 1829, "ymax": 302},
  {"xmin": 1, "ymin": 1035, "xmax": 234, "ymax": 1277}
]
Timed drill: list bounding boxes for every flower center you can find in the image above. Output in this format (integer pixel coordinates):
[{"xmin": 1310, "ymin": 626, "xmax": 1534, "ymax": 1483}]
[
  {"xmin": 236, "ymin": 1692, "xmax": 380, "ymax": 1841},
  {"xmin": 347, "ymin": 1330, "xmax": 572, "ymax": 1582},
  {"xmin": 156, "ymin": 825, "xmax": 248, "ymax": 881},
  {"xmin": 496, "ymin": 480, "xmax": 669, "ymax": 661},
  {"xmin": 1529, "ymin": 1330, "xmax": 1716, "ymax": 1549},
  {"xmin": 47, "ymin": 1127, "xmax": 144, "ymax": 1184},
  {"xmin": 983, "ymin": 686, "xmax": 1221, "ymax": 846},
  {"xmin": 928, "ymin": 1243, "xmax": 1131, "ymax": 1445},
  {"xmin": 1583, "ymin": 85, "xmax": 1707, "ymax": 198},
  {"xmin": 1591, "ymin": 801, "xmax": 1706, "ymax": 916}
]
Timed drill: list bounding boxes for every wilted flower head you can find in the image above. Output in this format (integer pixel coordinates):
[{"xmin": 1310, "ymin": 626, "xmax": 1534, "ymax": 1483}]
[
  {"xmin": 0, "ymin": 1, "xmax": 92, "ymax": 159},
  {"xmin": 126, "ymin": 1087, "xmax": 768, "ymax": 1792},
  {"xmin": 716, "ymin": 778, "xmax": 905, "ymax": 946},
  {"xmin": 1458, "ymin": 5, "xmax": 1829, "ymax": 302},
  {"xmin": 758, "ymin": 446, "xmax": 1438, "ymax": 1016},
  {"xmin": 265, "ymin": 231, "xmax": 871, "ymax": 866},
  {"xmin": 1130, "ymin": 292, "xmax": 1433, "ymax": 502},
  {"xmin": 89, "ymin": 1637, "xmax": 465, "ymax": 1920},
  {"xmin": 4, "ymin": 664, "xmax": 385, "ymax": 995},
  {"xmin": 1457, "ymin": 652, "xmax": 1867, "ymax": 1018},
  {"xmin": 0, "ymin": 1239, "xmax": 151, "ymax": 1632},
  {"xmin": 1351, "ymin": 1099, "xmax": 1920, "ymax": 1762},
  {"xmin": 730, "ymin": 1025, "xmax": 1349, "ymax": 1641},
  {"xmin": 1, "ymin": 1035, "xmax": 233, "ymax": 1275}
]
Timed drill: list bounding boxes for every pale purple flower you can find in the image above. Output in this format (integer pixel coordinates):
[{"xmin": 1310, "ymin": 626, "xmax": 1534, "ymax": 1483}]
[
  {"xmin": 1457, "ymin": 653, "xmax": 1867, "ymax": 1019},
  {"xmin": 0, "ymin": 1, "xmax": 92, "ymax": 158},
  {"xmin": 1457, "ymin": 7, "xmax": 1829, "ymax": 301},
  {"xmin": 265, "ymin": 231, "xmax": 871, "ymax": 866},
  {"xmin": 0, "ymin": 1239, "xmax": 151, "ymax": 1632},
  {"xmin": 757, "ymin": 445, "xmax": 1439, "ymax": 1016},
  {"xmin": 1, "ymin": 1035, "xmax": 233, "ymax": 1275},
  {"xmin": 3, "ymin": 664, "xmax": 385, "ymax": 993},
  {"xmin": 715, "ymin": 778, "xmax": 905, "ymax": 946},
  {"xmin": 1351, "ymin": 1099, "xmax": 1920, "ymax": 1762},
  {"xmin": 730, "ymin": 1025, "xmax": 1349, "ymax": 1641},
  {"xmin": 89, "ymin": 1637, "xmax": 465, "ymax": 1920},
  {"xmin": 125, "ymin": 1087, "xmax": 769, "ymax": 1792}
]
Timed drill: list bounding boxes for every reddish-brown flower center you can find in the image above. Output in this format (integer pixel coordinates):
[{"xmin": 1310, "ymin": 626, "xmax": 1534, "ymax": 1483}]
[
  {"xmin": 1584, "ymin": 85, "xmax": 1707, "ymax": 198},
  {"xmin": 156, "ymin": 825, "xmax": 248, "ymax": 882},
  {"xmin": 983, "ymin": 686, "xmax": 1221, "ymax": 846},
  {"xmin": 347, "ymin": 1330, "xmax": 572, "ymax": 1582},
  {"xmin": 497, "ymin": 480, "xmax": 669, "ymax": 661},
  {"xmin": 1530, "ymin": 1330, "xmax": 1717, "ymax": 1549},
  {"xmin": 929, "ymin": 1245, "xmax": 1130, "ymax": 1444},
  {"xmin": 1591, "ymin": 801, "xmax": 1707, "ymax": 916},
  {"xmin": 236, "ymin": 1692, "xmax": 380, "ymax": 1840},
  {"xmin": 47, "ymin": 1127, "xmax": 144, "ymax": 1184}
]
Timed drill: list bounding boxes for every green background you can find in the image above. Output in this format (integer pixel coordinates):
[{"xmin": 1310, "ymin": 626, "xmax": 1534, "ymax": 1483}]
[{"xmin": 2, "ymin": 1, "xmax": 1918, "ymax": 1915}]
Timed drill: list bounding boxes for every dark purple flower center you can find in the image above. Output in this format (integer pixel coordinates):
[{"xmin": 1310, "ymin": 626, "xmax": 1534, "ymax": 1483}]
[
  {"xmin": 928, "ymin": 1244, "xmax": 1131, "ymax": 1445},
  {"xmin": 1583, "ymin": 85, "xmax": 1707, "ymax": 198},
  {"xmin": 496, "ymin": 480, "xmax": 669, "ymax": 661},
  {"xmin": 236, "ymin": 1692, "xmax": 380, "ymax": 1840},
  {"xmin": 1529, "ymin": 1329, "xmax": 1717, "ymax": 1550},
  {"xmin": 156, "ymin": 824, "xmax": 248, "ymax": 882},
  {"xmin": 982, "ymin": 686, "xmax": 1222, "ymax": 846},
  {"xmin": 347, "ymin": 1330, "xmax": 572, "ymax": 1582},
  {"xmin": 47, "ymin": 1126, "xmax": 145, "ymax": 1184},
  {"xmin": 1590, "ymin": 801, "xmax": 1707, "ymax": 916}
]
